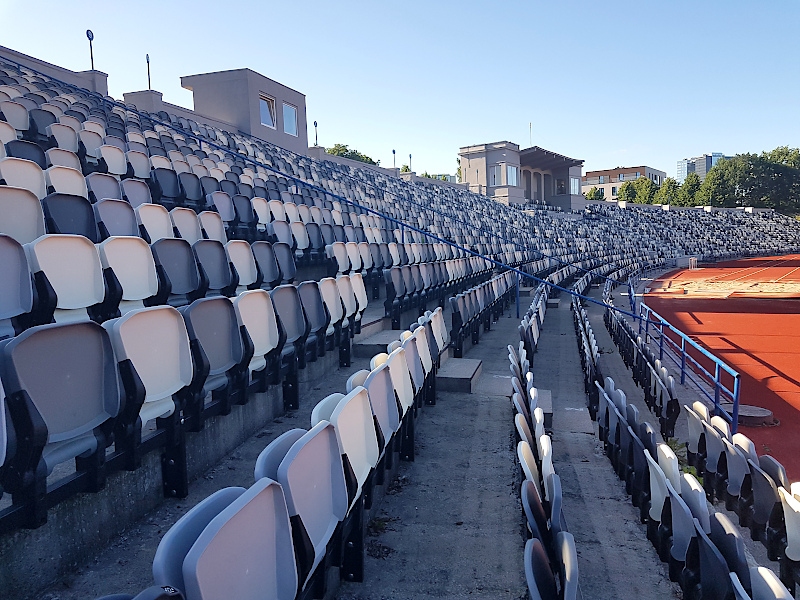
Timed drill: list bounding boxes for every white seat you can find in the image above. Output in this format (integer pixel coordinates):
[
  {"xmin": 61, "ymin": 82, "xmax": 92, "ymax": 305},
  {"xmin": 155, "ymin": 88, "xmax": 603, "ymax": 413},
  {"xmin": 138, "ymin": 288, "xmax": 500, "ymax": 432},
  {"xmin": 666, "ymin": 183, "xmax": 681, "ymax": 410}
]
[
  {"xmin": 0, "ymin": 157, "xmax": 46, "ymax": 199},
  {"xmin": 104, "ymin": 306, "xmax": 192, "ymax": 428},
  {"xmin": 170, "ymin": 207, "xmax": 203, "ymax": 244},
  {"xmin": 136, "ymin": 203, "xmax": 174, "ymax": 242},
  {"xmin": 45, "ymin": 165, "xmax": 88, "ymax": 198},
  {"xmin": 233, "ymin": 290, "xmax": 280, "ymax": 381},
  {"xmin": 98, "ymin": 236, "xmax": 160, "ymax": 315}
]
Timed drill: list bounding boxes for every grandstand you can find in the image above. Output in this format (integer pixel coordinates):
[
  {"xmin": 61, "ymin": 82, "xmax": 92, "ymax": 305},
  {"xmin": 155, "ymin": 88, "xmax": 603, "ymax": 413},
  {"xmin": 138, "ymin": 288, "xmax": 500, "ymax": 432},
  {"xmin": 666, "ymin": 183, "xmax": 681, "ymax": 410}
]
[{"xmin": 1, "ymin": 44, "xmax": 800, "ymax": 600}]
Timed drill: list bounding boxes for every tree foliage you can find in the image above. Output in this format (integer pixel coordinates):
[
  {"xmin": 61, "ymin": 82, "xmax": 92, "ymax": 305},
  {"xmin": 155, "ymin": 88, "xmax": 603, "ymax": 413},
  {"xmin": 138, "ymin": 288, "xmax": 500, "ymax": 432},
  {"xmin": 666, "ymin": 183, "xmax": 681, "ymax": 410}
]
[
  {"xmin": 654, "ymin": 177, "xmax": 680, "ymax": 205},
  {"xmin": 326, "ymin": 143, "xmax": 379, "ymax": 166},
  {"xmin": 456, "ymin": 158, "xmax": 462, "ymax": 183},
  {"xmin": 400, "ymin": 164, "xmax": 411, "ymax": 173},
  {"xmin": 676, "ymin": 172, "xmax": 701, "ymax": 206},
  {"xmin": 633, "ymin": 177, "xmax": 658, "ymax": 204},
  {"xmin": 584, "ymin": 186, "xmax": 604, "ymax": 202},
  {"xmin": 617, "ymin": 181, "xmax": 637, "ymax": 203}
]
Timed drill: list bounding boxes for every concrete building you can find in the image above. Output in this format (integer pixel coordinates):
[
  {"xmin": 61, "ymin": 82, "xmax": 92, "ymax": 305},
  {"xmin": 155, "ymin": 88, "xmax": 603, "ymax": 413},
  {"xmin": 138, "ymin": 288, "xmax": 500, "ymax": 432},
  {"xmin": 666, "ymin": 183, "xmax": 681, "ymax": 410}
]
[
  {"xmin": 676, "ymin": 153, "xmax": 732, "ymax": 183},
  {"xmin": 459, "ymin": 141, "xmax": 585, "ymax": 211},
  {"xmin": 581, "ymin": 166, "xmax": 666, "ymax": 200}
]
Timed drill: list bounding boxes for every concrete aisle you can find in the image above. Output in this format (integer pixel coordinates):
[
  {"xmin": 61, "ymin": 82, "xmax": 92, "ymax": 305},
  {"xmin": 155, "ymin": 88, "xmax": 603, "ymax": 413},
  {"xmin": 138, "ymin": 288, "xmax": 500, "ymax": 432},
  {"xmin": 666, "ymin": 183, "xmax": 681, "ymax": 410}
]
[
  {"xmin": 533, "ymin": 294, "xmax": 681, "ymax": 600},
  {"xmin": 338, "ymin": 308, "xmax": 527, "ymax": 600}
]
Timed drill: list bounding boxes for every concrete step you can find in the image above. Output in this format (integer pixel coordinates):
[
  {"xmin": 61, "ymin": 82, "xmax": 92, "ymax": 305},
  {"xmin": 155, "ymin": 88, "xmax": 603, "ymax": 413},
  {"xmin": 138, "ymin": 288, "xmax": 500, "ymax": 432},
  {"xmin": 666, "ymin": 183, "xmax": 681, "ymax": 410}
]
[
  {"xmin": 436, "ymin": 358, "xmax": 482, "ymax": 393},
  {"xmin": 353, "ymin": 329, "xmax": 402, "ymax": 358}
]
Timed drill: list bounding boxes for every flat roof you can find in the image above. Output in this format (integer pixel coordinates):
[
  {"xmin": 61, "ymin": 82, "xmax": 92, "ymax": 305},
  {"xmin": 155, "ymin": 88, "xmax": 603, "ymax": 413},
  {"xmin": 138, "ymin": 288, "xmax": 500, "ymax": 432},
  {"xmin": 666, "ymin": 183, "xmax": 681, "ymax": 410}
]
[{"xmin": 519, "ymin": 146, "xmax": 583, "ymax": 170}]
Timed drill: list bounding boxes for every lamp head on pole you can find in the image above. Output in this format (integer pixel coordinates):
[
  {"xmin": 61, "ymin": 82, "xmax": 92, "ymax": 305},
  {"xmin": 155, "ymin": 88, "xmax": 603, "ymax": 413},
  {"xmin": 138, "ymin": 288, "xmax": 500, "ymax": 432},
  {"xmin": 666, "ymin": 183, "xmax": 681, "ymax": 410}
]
[{"xmin": 86, "ymin": 29, "xmax": 94, "ymax": 41}]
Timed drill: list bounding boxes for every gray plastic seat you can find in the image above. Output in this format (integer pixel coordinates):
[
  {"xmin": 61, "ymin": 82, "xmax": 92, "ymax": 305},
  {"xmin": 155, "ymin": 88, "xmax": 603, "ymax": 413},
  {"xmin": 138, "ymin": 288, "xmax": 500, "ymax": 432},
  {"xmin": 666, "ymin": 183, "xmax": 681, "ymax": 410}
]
[
  {"xmin": 233, "ymin": 290, "xmax": 281, "ymax": 391},
  {"xmin": 273, "ymin": 242, "xmax": 297, "ymax": 283},
  {"xmin": 98, "ymin": 236, "xmax": 163, "ymax": 315},
  {"xmin": 254, "ymin": 422, "xmax": 348, "ymax": 589},
  {"xmin": 153, "ymin": 486, "xmax": 246, "ymax": 592},
  {"xmin": 557, "ymin": 531, "xmax": 579, "ymax": 600},
  {"xmin": 0, "ymin": 234, "xmax": 35, "ymax": 340},
  {"xmin": 94, "ymin": 199, "xmax": 137, "ymax": 238},
  {"xmin": 192, "ymin": 239, "xmax": 236, "ymax": 297},
  {"xmin": 251, "ymin": 241, "xmax": 282, "ymax": 289},
  {"xmin": 120, "ymin": 178, "xmax": 152, "ymax": 208},
  {"xmin": 695, "ymin": 517, "xmax": 734, "ymax": 600},
  {"xmin": 179, "ymin": 296, "xmax": 246, "ymax": 423},
  {"xmin": 86, "ymin": 171, "xmax": 122, "ymax": 203},
  {"xmin": 168, "ymin": 479, "xmax": 297, "ymax": 600},
  {"xmin": 104, "ymin": 306, "xmax": 193, "ymax": 429},
  {"xmin": 522, "ymin": 480, "xmax": 551, "ymax": 557},
  {"xmin": 271, "ymin": 284, "xmax": 313, "ymax": 368},
  {"xmin": 524, "ymin": 537, "xmax": 558, "ymax": 600},
  {"xmin": 42, "ymin": 192, "xmax": 100, "ymax": 242},
  {"xmin": 363, "ymin": 362, "xmax": 400, "ymax": 459},
  {"xmin": 751, "ymin": 566, "xmax": 793, "ymax": 599},
  {"xmin": 298, "ymin": 281, "xmax": 329, "ymax": 357},
  {"xmin": 151, "ymin": 238, "xmax": 205, "ymax": 307},
  {"xmin": 710, "ymin": 512, "xmax": 750, "ymax": 592},
  {"xmin": 0, "ymin": 185, "xmax": 46, "ymax": 244},
  {"xmin": 0, "ymin": 320, "xmax": 122, "ymax": 478}
]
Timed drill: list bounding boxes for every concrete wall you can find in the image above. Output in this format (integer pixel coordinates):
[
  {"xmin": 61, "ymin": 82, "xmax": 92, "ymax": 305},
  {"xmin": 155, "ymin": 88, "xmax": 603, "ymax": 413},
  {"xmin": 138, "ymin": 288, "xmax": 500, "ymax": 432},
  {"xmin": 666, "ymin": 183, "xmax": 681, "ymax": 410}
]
[
  {"xmin": 181, "ymin": 69, "xmax": 308, "ymax": 155},
  {"xmin": 0, "ymin": 45, "xmax": 108, "ymax": 96},
  {"xmin": 459, "ymin": 141, "xmax": 523, "ymax": 204},
  {"xmin": 122, "ymin": 89, "xmax": 241, "ymax": 133}
]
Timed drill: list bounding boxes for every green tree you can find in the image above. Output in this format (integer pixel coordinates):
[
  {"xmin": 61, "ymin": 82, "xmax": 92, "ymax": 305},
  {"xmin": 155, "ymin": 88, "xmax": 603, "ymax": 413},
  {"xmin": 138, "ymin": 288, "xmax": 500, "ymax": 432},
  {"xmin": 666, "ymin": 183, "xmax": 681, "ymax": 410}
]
[
  {"xmin": 441, "ymin": 175, "xmax": 448, "ymax": 181},
  {"xmin": 325, "ymin": 143, "xmax": 379, "ymax": 166},
  {"xmin": 654, "ymin": 177, "xmax": 680, "ymax": 205},
  {"xmin": 676, "ymin": 171, "xmax": 702, "ymax": 206},
  {"xmin": 696, "ymin": 166, "xmax": 733, "ymax": 207},
  {"xmin": 617, "ymin": 181, "xmax": 637, "ymax": 203},
  {"xmin": 584, "ymin": 186, "xmax": 604, "ymax": 202},
  {"xmin": 456, "ymin": 157, "xmax": 462, "ymax": 182},
  {"xmin": 400, "ymin": 164, "xmax": 411, "ymax": 173},
  {"xmin": 633, "ymin": 177, "xmax": 658, "ymax": 204}
]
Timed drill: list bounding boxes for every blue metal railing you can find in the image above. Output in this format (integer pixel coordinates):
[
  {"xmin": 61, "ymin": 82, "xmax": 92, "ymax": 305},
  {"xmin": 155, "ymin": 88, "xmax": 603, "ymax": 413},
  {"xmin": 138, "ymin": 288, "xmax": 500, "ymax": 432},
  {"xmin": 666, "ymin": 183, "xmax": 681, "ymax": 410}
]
[{"xmin": 638, "ymin": 301, "xmax": 741, "ymax": 432}]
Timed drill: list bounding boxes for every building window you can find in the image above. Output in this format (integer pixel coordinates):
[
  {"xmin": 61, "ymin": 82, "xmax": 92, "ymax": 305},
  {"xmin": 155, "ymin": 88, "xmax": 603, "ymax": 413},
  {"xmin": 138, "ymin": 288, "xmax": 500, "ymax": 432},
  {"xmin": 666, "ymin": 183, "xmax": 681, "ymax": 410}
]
[
  {"xmin": 507, "ymin": 165, "xmax": 518, "ymax": 186},
  {"xmin": 259, "ymin": 95, "xmax": 276, "ymax": 128},
  {"xmin": 612, "ymin": 186, "xmax": 617, "ymax": 196},
  {"xmin": 599, "ymin": 175, "xmax": 604, "ymax": 184},
  {"xmin": 556, "ymin": 179, "xmax": 566, "ymax": 195},
  {"xmin": 636, "ymin": 171, "xmax": 641, "ymax": 178},
  {"xmin": 489, "ymin": 165, "xmax": 500, "ymax": 186},
  {"xmin": 598, "ymin": 188, "xmax": 604, "ymax": 197},
  {"xmin": 570, "ymin": 177, "xmax": 580, "ymax": 195},
  {"xmin": 283, "ymin": 103, "xmax": 298, "ymax": 136}
]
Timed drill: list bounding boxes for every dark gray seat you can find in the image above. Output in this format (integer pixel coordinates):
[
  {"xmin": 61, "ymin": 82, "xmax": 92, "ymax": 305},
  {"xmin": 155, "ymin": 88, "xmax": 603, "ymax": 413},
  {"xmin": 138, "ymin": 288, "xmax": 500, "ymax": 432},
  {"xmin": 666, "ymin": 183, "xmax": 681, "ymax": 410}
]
[
  {"xmin": 273, "ymin": 242, "xmax": 297, "ymax": 284},
  {"xmin": 524, "ymin": 537, "xmax": 558, "ymax": 600},
  {"xmin": 251, "ymin": 241, "xmax": 282, "ymax": 289},
  {"xmin": 297, "ymin": 281, "xmax": 330, "ymax": 357},
  {"xmin": 41, "ymin": 192, "xmax": 100, "ymax": 242},
  {"xmin": 192, "ymin": 240, "xmax": 237, "ymax": 297},
  {"xmin": 179, "ymin": 296, "xmax": 249, "ymax": 428},
  {"xmin": 0, "ymin": 234, "xmax": 37, "ymax": 340},
  {"xmin": 0, "ymin": 320, "xmax": 122, "ymax": 528},
  {"xmin": 271, "ymin": 284, "xmax": 314, "ymax": 368},
  {"xmin": 151, "ymin": 238, "xmax": 206, "ymax": 307},
  {"xmin": 94, "ymin": 199, "xmax": 138, "ymax": 238}
]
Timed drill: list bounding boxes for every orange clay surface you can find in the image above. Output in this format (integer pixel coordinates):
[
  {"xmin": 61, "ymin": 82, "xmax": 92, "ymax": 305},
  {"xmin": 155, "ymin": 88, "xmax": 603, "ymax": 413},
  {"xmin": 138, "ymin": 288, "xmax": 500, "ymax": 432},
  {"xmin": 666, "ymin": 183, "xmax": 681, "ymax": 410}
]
[{"xmin": 645, "ymin": 255, "xmax": 800, "ymax": 481}]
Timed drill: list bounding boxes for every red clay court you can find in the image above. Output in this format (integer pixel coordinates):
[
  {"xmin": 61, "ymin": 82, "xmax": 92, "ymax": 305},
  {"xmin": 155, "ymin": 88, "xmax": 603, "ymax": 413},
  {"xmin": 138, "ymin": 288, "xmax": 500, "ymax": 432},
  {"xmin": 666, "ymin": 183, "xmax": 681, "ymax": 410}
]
[{"xmin": 645, "ymin": 254, "xmax": 800, "ymax": 481}]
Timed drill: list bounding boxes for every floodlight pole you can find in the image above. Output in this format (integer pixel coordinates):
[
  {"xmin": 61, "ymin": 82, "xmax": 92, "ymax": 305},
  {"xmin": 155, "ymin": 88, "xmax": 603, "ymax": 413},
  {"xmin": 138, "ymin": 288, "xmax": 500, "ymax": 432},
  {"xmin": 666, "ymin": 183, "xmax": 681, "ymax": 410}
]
[
  {"xmin": 86, "ymin": 30, "xmax": 95, "ymax": 71},
  {"xmin": 409, "ymin": 154, "xmax": 412, "ymax": 171},
  {"xmin": 392, "ymin": 149, "xmax": 395, "ymax": 168},
  {"xmin": 146, "ymin": 54, "xmax": 151, "ymax": 90},
  {"xmin": 314, "ymin": 121, "xmax": 318, "ymax": 146}
]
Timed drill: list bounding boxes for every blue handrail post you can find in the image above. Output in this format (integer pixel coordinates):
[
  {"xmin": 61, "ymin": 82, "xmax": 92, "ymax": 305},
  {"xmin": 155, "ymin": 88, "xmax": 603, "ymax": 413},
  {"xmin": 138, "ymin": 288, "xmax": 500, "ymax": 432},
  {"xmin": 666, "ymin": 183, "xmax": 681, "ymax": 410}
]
[
  {"xmin": 659, "ymin": 321, "xmax": 664, "ymax": 361},
  {"xmin": 516, "ymin": 272, "xmax": 520, "ymax": 319},
  {"xmin": 680, "ymin": 337, "xmax": 687, "ymax": 384},
  {"xmin": 714, "ymin": 363, "xmax": 721, "ymax": 416},
  {"xmin": 732, "ymin": 376, "xmax": 741, "ymax": 434}
]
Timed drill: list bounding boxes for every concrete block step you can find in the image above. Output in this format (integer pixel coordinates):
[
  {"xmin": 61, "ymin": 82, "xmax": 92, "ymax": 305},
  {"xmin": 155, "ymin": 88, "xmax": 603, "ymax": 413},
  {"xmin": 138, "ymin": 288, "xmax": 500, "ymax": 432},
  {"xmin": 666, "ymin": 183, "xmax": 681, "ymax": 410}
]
[
  {"xmin": 353, "ymin": 329, "xmax": 402, "ymax": 358},
  {"xmin": 437, "ymin": 358, "xmax": 482, "ymax": 393}
]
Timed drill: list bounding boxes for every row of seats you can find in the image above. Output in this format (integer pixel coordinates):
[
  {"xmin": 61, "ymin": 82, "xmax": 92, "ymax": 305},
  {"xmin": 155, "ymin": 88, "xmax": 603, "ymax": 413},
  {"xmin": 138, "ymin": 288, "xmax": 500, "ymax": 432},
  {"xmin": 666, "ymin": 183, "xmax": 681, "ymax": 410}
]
[
  {"xmin": 508, "ymin": 343, "xmax": 579, "ymax": 599},
  {"xmin": 570, "ymin": 273, "xmax": 794, "ymax": 599},
  {"xmin": 91, "ymin": 309, "xmax": 448, "ymax": 599},
  {"xmin": 601, "ymin": 274, "xmax": 681, "ymax": 439}
]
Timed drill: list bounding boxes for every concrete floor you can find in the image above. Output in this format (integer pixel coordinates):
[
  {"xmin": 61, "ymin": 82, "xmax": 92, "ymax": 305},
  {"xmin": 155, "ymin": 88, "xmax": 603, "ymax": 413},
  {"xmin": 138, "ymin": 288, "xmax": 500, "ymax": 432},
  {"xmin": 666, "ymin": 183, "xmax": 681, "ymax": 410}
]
[{"xmin": 33, "ymin": 276, "xmax": 775, "ymax": 600}]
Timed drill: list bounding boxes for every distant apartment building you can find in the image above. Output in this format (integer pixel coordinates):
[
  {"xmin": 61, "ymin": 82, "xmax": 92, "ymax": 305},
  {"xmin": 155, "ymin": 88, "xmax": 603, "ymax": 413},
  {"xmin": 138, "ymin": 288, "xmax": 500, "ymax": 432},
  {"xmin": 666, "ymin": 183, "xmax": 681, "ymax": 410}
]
[
  {"xmin": 459, "ymin": 141, "xmax": 586, "ymax": 211},
  {"xmin": 581, "ymin": 166, "xmax": 666, "ymax": 200},
  {"xmin": 676, "ymin": 153, "xmax": 732, "ymax": 183}
]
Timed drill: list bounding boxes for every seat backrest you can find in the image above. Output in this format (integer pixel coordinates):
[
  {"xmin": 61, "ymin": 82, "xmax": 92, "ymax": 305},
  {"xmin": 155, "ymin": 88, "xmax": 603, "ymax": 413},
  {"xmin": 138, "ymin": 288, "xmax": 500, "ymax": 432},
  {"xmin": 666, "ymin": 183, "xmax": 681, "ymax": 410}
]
[
  {"xmin": 253, "ymin": 429, "xmax": 306, "ymax": 481},
  {"xmin": 86, "ymin": 172, "xmax": 122, "ymax": 202},
  {"xmin": 25, "ymin": 234, "xmax": 105, "ymax": 322},
  {"xmin": 645, "ymin": 448, "xmax": 668, "ymax": 522},
  {"xmin": 98, "ymin": 236, "xmax": 160, "ymax": 308},
  {"xmin": 297, "ymin": 281, "xmax": 328, "ymax": 338},
  {"xmin": 0, "ymin": 156, "xmax": 46, "ymax": 199},
  {"xmin": 233, "ymin": 289, "xmax": 280, "ymax": 361},
  {"xmin": 557, "ymin": 531, "xmax": 579, "ymax": 600},
  {"xmin": 251, "ymin": 241, "xmax": 281, "ymax": 288},
  {"xmin": 680, "ymin": 472, "xmax": 710, "ymax": 533},
  {"xmin": 180, "ymin": 295, "xmax": 244, "ymax": 386},
  {"xmin": 193, "ymin": 239, "xmax": 235, "ymax": 297},
  {"xmin": 41, "ymin": 192, "xmax": 99, "ymax": 242},
  {"xmin": 364, "ymin": 362, "xmax": 400, "ymax": 447},
  {"xmin": 710, "ymin": 511, "xmax": 750, "ymax": 590},
  {"xmin": 198, "ymin": 210, "xmax": 227, "ymax": 243},
  {"xmin": 136, "ymin": 203, "xmax": 174, "ymax": 243},
  {"xmin": 386, "ymin": 347, "xmax": 415, "ymax": 414},
  {"xmin": 181, "ymin": 479, "xmax": 298, "ymax": 600},
  {"xmin": 104, "ymin": 305, "xmax": 192, "ymax": 416},
  {"xmin": 153, "ymin": 486, "xmax": 246, "ymax": 591},
  {"xmin": 657, "ymin": 443, "xmax": 680, "ymax": 489},
  {"xmin": 0, "ymin": 185, "xmax": 46, "ymax": 244},
  {"xmin": 750, "ymin": 566, "xmax": 793, "ymax": 599},
  {"xmin": 151, "ymin": 238, "xmax": 202, "ymax": 305},
  {"xmin": 330, "ymin": 386, "xmax": 380, "ymax": 499},
  {"xmin": 524, "ymin": 538, "xmax": 558, "ymax": 600},
  {"xmin": 276, "ymin": 422, "xmax": 348, "ymax": 578},
  {"xmin": 170, "ymin": 208, "xmax": 202, "ymax": 245},
  {"xmin": 273, "ymin": 242, "xmax": 296, "ymax": 282},
  {"xmin": 318, "ymin": 277, "xmax": 344, "ymax": 326},
  {"xmin": 271, "ymin": 284, "xmax": 308, "ymax": 346},
  {"xmin": 0, "ymin": 234, "xmax": 34, "ymax": 337},
  {"xmin": 695, "ymin": 518, "xmax": 734, "ymax": 600},
  {"xmin": 0, "ymin": 320, "xmax": 122, "ymax": 474},
  {"xmin": 94, "ymin": 199, "xmax": 137, "ymax": 238}
]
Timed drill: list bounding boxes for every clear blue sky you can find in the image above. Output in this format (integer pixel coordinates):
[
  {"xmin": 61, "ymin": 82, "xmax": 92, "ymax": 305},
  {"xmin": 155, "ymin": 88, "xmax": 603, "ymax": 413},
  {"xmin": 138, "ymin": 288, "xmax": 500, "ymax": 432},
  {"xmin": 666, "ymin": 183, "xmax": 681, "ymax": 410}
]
[{"xmin": 2, "ymin": 0, "xmax": 797, "ymax": 179}]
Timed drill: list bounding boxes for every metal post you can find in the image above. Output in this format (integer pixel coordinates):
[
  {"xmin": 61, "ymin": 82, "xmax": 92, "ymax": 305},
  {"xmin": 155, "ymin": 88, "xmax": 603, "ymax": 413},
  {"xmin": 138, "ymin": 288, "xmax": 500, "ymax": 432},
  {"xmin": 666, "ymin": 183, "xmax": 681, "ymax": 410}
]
[
  {"xmin": 146, "ymin": 54, "xmax": 151, "ymax": 90},
  {"xmin": 658, "ymin": 321, "xmax": 664, "ymax": 361},
  {"xmin": 680, "ymin": 337, "xmax": 686, "ymax": 384},
  {"xmin": 714, "ymin": 363, "xmax": 721, "ymax": 415},
  {"xmin": 731, "ymin": 376, "xmax": 740, "ymax": 434},
  {"xmin": 516, "ymin": 272, "xmax": 520, "ymax": 318},
  {"xmin": 314, "ymin": 121, "xmax": 318, "ymax": 146},
  {"xmin": 86, "ymin": 30, "xmax": 95, "ymax": 71}
]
